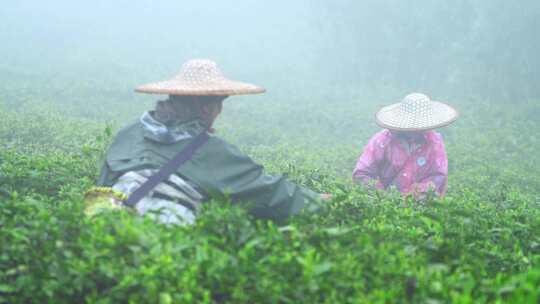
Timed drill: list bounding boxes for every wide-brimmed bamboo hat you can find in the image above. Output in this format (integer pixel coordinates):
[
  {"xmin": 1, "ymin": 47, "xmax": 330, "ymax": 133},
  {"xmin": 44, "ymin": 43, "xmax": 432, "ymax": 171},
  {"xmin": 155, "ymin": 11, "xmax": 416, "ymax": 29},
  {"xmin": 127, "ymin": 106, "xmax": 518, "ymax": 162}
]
[
  {"xmin": 375, "ymin": 93, "xmax": 459, "ymax": 131},
  {"xmin": 136, "ymin": 59, "xmax": 266, "ymax": 96}
]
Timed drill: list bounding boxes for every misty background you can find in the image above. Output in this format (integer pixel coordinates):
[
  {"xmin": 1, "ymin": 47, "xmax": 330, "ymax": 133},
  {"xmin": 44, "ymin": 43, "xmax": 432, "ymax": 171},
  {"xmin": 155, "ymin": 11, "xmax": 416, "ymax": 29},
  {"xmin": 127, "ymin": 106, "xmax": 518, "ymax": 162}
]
[
  {"xmin": 0, "ymin": 0, "xmax": 539, "ymax": 163},
  {"xmin": 0, "ymin": 0, "xmax": 539, "ymax": 194},
  {"xmin": 2, "ymin": 0, "xmax": 539, "ymax": 102}
]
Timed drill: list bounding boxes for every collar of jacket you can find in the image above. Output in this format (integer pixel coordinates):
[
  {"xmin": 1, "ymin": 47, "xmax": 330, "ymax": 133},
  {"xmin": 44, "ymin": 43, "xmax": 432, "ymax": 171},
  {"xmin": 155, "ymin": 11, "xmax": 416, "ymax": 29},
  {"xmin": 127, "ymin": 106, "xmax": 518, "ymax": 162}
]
[{"xmin": 140, "ymin": 111, "xmax": 208, "ymax": 144}]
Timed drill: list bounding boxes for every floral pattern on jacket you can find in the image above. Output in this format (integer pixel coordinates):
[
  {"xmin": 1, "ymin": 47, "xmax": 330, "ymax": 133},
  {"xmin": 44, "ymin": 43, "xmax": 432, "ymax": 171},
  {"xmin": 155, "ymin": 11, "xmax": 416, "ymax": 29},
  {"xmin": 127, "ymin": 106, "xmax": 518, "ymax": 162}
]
[{"xmin": 353, "ymin": 129, "xmax": 448, "ymax": 196}]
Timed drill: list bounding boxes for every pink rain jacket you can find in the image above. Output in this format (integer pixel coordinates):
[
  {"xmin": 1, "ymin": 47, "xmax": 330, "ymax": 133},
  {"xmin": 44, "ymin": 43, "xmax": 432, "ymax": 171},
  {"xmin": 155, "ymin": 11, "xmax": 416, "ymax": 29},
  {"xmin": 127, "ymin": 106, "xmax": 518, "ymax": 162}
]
[{"xmin": 353, "ymin": 130, "xmax": 448, "ymax": 196}]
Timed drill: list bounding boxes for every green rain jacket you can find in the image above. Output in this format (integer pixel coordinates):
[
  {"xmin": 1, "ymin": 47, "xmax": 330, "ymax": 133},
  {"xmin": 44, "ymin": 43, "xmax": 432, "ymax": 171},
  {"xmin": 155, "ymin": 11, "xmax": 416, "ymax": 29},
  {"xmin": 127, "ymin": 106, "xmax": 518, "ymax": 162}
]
[{"xmin": 97, "ymin": 115, "xmax": 320, "ymax": 221}]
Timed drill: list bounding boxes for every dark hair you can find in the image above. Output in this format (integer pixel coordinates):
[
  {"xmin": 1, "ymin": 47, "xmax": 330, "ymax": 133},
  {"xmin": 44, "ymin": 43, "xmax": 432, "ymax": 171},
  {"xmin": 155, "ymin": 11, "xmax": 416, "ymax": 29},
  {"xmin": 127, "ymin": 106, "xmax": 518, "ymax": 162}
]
[
  {"xmin": 154, "ymin": 95, "xmax": 227, "ymax": 125},
  {"xmin": 169, "ymin": 95, "xmax": 227, "ymax": 105}
]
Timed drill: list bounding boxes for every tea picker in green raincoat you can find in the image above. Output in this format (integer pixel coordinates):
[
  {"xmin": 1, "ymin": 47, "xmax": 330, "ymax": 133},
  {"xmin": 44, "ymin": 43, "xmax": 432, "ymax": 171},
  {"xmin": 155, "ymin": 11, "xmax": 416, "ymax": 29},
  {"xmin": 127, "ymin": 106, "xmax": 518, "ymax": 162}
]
[{"xmin": 96, "ymin": 59, "xmax": 330, "ymax": 225}]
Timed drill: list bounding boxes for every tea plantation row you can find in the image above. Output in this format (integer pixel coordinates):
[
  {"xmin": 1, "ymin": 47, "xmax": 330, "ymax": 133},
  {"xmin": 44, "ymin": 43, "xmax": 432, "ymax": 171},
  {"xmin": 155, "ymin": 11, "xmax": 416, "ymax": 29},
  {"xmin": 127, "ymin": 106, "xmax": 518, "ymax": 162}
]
[{"xmin": 1, "ymin": 97, "xmax": 539, "ymax": 303}]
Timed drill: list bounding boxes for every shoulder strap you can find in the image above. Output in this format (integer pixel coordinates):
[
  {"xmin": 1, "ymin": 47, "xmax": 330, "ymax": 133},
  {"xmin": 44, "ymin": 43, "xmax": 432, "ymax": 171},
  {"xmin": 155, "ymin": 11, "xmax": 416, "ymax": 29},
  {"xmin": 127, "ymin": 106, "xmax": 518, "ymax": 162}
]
[{"xmin": 124, "ymin": 130, "xmax": 210, "ymax": 207}]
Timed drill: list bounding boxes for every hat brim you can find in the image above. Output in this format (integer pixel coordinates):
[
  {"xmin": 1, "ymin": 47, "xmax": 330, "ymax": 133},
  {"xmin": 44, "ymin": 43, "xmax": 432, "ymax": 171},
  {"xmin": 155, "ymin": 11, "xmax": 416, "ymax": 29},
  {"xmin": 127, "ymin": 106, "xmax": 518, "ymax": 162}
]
[
  {"xmin": 375, "ymin": 101, "xmax": 459, "ymax": 131},
  {"xmin": 135, "ymin": 79, "xmax": 266, "ymax": 96}
]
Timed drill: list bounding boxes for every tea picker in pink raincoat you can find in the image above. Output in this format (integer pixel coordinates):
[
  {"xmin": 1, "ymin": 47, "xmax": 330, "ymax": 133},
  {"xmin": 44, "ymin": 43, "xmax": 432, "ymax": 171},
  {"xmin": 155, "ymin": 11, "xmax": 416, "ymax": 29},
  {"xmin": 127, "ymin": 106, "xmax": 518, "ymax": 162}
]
[{"xmin": 353, "ymin": 93, "xmax": 459, "ymax": 198}]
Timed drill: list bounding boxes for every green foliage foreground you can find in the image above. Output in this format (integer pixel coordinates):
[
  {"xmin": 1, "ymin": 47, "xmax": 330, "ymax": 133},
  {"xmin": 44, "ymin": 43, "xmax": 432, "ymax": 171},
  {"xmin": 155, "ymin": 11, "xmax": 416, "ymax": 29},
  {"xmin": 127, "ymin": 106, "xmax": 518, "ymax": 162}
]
[
  {"xmin": 2, "ymin": 191, "xmax": 540, "ymax": 303},
  {"xmin": 1, "ymin": 98, "xmax": 540, "ymax": 303}
]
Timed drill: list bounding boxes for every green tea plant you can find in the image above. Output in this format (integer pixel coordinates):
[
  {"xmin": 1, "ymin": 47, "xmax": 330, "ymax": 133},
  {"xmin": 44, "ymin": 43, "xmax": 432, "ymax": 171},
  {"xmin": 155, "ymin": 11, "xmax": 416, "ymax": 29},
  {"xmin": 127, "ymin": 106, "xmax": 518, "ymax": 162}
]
[{"xmin": 1, "ymin": 89, "xmax": 539, "ymax": 303}]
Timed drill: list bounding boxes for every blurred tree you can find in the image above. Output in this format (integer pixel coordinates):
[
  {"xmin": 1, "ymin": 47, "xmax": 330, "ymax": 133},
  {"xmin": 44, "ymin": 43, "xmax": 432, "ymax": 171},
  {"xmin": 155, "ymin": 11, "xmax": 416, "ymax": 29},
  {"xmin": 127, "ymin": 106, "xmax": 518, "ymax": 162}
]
[{"xmin": 308, "ymin": 0, "xmax": 540, "ymax": 101}]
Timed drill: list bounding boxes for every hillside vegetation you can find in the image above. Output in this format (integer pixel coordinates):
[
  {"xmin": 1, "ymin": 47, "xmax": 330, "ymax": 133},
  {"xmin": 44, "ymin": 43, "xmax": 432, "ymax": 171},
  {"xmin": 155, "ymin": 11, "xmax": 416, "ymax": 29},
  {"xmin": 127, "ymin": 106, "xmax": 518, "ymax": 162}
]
[{"xmin": 1, "ymin": 85, "xmax": 539, "ymax": 303}]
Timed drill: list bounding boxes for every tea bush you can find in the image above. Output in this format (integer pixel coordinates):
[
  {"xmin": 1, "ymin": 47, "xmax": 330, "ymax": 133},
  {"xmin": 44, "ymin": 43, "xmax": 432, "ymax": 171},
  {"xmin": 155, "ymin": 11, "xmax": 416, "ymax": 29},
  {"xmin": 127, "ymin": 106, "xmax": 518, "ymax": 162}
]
[{"xmin": 1, "ymin": 92, "xmax": 539, "ymax": 303}]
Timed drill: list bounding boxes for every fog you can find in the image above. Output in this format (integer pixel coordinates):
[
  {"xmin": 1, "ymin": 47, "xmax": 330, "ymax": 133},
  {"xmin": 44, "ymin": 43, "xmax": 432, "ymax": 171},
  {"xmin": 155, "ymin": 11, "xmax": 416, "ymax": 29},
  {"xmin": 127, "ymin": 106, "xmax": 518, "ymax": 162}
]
[
  {"xmin": 2, "ymin": 0, "xmax": 539, "ymax": 107},
  {"xmin": 2, "ymin": 4, "xmax": 540, "ymax": 301}
]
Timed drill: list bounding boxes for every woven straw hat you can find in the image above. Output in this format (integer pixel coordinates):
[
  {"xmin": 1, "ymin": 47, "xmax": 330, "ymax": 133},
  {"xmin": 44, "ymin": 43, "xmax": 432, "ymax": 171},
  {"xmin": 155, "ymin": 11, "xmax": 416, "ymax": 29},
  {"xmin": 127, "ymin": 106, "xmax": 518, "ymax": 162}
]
[
  {"xmin": 136, "ymin": 59, "xmax": 266, "ymax": 96},
  {"xmin": 375, "ymin": 93, "xmax": 459, "ymax": 131}
]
